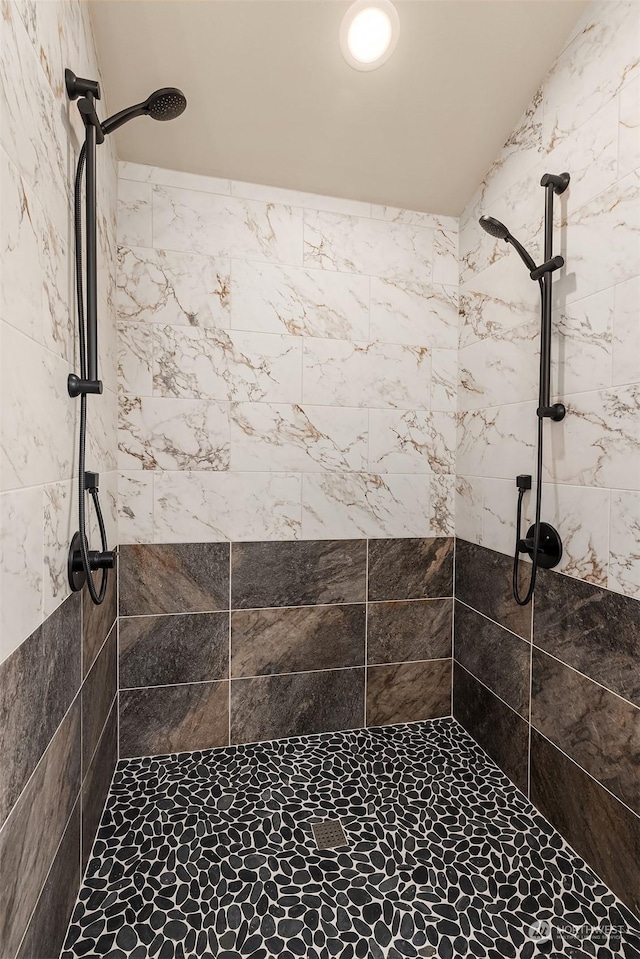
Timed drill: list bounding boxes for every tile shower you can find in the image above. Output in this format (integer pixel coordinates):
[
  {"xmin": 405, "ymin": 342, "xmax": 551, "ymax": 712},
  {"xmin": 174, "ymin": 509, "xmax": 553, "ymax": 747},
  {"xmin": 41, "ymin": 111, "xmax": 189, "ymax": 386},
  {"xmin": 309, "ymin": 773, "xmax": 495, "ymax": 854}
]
[{"xmin": 0, "ymin": 1, "xmax": 638, "ymax": 958}]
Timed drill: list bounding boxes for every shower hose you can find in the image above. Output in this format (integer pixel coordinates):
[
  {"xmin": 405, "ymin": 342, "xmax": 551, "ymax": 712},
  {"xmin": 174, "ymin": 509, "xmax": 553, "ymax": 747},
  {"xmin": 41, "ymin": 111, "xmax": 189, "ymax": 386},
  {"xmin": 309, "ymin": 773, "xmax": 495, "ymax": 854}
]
[{"xmin": 73, "ymin": 144, "xmax": 109, "ymax": 605}]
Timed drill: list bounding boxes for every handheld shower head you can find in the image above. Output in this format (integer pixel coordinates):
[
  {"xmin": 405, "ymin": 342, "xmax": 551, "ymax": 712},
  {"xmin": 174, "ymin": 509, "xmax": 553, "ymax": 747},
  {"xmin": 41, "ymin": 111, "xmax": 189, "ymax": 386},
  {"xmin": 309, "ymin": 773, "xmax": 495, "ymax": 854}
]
[
  {"xmin": 101, "ymin": 87, "xmax": 187, "ymax": 136},
  {"xmin": 479, "ymin": 215, "xmax": 510, "ymax": 240}
]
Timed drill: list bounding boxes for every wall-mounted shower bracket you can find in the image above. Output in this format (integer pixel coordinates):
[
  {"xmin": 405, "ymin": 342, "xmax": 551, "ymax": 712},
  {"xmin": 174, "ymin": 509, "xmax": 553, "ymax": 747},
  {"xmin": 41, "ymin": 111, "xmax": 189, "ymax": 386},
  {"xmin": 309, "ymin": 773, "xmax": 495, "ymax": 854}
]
[
  {"xmin": 65, "ymin": 68, "xmax": 100, "ymax": 102},
  {"xmin": 67, "ymin": 374, "xmax": 102, "ymax": 397},
  {"xmin": 530, "ymin": 255, "xmax": 565, "ymax": 282},
  {"xmin": 518, "ymin": 522, "xmax": 563, "ymax": 569},
  {"xmin": 538, "ymin": 402, "xmax": 566, "ymax": 421},
  {"xmin": 540, "ymin": 171, "xmax": 570, "ymax": 194}
]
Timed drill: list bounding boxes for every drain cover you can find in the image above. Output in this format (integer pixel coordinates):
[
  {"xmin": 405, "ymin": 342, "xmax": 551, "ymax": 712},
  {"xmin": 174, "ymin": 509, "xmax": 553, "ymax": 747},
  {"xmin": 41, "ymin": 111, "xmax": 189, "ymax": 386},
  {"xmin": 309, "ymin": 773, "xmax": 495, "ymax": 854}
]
[{"xmin": 311, "ymin": 818, "xmax": 348, "ymax": 849}]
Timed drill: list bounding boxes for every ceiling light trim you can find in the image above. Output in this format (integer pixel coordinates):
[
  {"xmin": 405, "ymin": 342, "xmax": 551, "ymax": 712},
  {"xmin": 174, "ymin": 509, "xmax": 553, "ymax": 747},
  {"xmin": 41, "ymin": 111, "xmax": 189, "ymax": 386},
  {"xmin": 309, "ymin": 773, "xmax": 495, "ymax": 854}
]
[{"xmin": 340, "ymin": 0, "xmax": 400, "ymax": 72}]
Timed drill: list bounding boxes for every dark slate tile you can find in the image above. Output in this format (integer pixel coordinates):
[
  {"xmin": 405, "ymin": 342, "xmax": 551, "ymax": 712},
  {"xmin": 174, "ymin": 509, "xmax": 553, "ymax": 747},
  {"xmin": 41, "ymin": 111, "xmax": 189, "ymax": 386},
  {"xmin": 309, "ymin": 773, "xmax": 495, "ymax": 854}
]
[
  {"xmin": 230, "ymin": 669, "xmax": 364, "ymax": 743},
  {"xmin": 531, "ymin": 647, "xmax": 640, "ymax": 814},
  {"xmin": 0, "ymin": 591, "xmax": 80, "ymax": 829},
  {"xmin": 82, "ymin": 556, "xmax": 117, "ymax": 676},
  {"xmin": 0, "ymin": 697, "xmax": 81, "ymax": 959},
  {"xmin": 530, "ymin": 729, "xmax": 640, "ymax": 917},
  {"xmin": 367, "ymin": 598, "xmax": 452, "ymax": 664},
  {"xmin": 82, "ymin": 701, "xmax": 117, "ymax": 871},
  {"xmin": 120, "ymin": 543, "xmax": 230, "ymax": 616},
  {"xmin": 231, "ymin": 604, "xmax": 365, "ymax": 677},
  {"xmin": 368, "ymin": 537, "xmax": 453, "ymax": 601},
  {"xmin": 231, "ymin": 539, "xmax": 366, "ymax": 610},
  {"xmin": 453, "ymin": 662, "xmax": 528, "ymax": 793},
  {"xmin": 120, "ymin": 612, "xmax": 229, "ymax": 688},
  {"xmin": 534, "ymin": 568, "xmax": 640, "ymax": 707},
  {"xmin": 454, "ymin": 601, "xmax": 531, "ymax": 718},
  {"xmin": 16, "ymin": 800, "xmax": 80, "ymax": 959},
  {"xmin": 455, "ymin": 539, "xmax": 531, "ymax": 640},
  {"xmin": 119, "ymin": 681, "xmax": 229, "ymax": 758},
  {"xmin": 82, "ymin": 625, "xmax": 117, "ymax": 772},
  {"xmin": 366, "ymin": 660, "xmax": 451, "ymax": 727}
]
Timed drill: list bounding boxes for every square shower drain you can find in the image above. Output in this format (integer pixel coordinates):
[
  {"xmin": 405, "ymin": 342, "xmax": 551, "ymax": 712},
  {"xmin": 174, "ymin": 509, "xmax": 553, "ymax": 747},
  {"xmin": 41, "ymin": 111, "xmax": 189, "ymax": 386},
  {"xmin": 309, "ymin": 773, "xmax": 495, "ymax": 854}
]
[{"xmin": 311, "ymin": 818, "xmax": 348, "ymax": 849}]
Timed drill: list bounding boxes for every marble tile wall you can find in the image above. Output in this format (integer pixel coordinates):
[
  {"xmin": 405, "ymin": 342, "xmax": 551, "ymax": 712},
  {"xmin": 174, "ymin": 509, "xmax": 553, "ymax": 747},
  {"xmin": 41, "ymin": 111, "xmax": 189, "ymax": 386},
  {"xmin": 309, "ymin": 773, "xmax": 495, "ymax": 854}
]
[
  {"xmin": 0, "ymin": 1, "xmax": 119, "ymax": 956},
  {"xmin": 116, "ymin": 161, "xmax": 458, "ymax": 544},
  {"xmin": 117, "ymin": 537, "xmax": 453, "ymax": 758}
]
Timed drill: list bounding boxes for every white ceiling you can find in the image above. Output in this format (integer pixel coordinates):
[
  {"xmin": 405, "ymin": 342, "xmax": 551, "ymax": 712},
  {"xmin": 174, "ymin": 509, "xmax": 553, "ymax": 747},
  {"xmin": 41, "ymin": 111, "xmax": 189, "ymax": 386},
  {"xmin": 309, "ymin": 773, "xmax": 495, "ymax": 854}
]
[{"xmin": 89, "ymin": 0, "xmax": 586, "ymax": 216}]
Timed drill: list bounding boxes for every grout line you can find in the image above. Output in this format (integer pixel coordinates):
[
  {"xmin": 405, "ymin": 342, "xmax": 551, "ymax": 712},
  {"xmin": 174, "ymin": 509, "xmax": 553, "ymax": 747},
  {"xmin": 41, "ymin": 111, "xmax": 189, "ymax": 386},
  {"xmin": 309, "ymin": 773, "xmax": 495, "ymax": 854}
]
[
  {"xmin": 532, "ymin": 644, "xmax": 640, "ymax": 712},
  {"xmin": 454, "ymin": 597, "xmax": 531, "ymax": 644},
  {"xmin": 82, "ymin": 691, "xmax": 118, "ymax": 786},
  {"xmin": 454, "ymin": 661, "xmax": 529, "ymax": 723}
]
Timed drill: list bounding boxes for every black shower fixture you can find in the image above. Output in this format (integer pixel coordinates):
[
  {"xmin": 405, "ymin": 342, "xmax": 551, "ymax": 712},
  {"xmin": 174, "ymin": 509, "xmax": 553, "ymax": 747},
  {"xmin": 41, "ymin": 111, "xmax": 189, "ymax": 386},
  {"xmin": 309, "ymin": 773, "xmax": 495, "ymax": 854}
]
[
  {"xmin": 479, "ymin": 170, "xmax": 570, "ymax": 606},
  {"xmin": 65, "ymin": 70, "xmax": 187, "ymax": 604}
]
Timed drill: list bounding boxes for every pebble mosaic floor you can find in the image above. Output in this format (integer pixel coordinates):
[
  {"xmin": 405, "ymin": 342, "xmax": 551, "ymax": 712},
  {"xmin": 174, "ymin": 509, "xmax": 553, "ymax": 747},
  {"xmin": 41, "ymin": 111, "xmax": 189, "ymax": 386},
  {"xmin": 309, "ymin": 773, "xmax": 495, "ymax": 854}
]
[{"xmin": 61, "ymin": 718, "xmax": 640, "ymax": 959}]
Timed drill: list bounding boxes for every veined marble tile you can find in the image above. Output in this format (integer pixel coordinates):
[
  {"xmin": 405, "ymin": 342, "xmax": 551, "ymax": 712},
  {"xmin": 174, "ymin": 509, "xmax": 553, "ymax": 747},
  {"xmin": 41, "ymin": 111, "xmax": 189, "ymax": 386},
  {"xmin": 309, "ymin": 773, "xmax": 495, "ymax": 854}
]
[
  {"xmin": 231, "ymin": 260, "xmax": 369, "ymax": 339},
  {"xmin": 368, "ymin": 410, "xmax": 456, "ymax": 474},
  {"xmin": 481, "ymin": 88, "xmax": 543, "ymax": 210},
  {"xmin": 118, "ymin": 471, "xmax": 154, "ymax": 546},
  {"xmin": 612, "ymin": 275, "xmax": 640, "ymax": 387},
  {"xmin": 153, "ymin": 185, "xmax": 304, "ymax": 265},
  {"xmin": 430, "ymin": 474, "xmax": 455, "ymax": 537},
  {"xmin": 458, "ymin": 320, "xmax": 539, "ymax": 411},
  {"xmin": 86, "ymin": 385, "xmax": 118, "ymax": 476},
  {"xmin": 609, "ymin": 489, "xmax": 640, "ymax": 599},
  {"xmin": 0, "ymin": 322, "xmax": 75, "ymax": 492},
  {"xmin": 153, "ymin": 326, "xmax": 302, "ymax": 403},
  {"xmin": 459, "ymin": 190, "xmax": 487, "ymax": 285},
  {"xmin": 118, "ymin": 396, "xmax": 230, "ymax": 471},
  {"xmin": 553, "ymin": 288, "xmax": 614, "ymax": 396},
  {"xmin": 432, "ymin": 229, "xmax": 459, "ymax": 286},
  {"xmin": 0, "ymin": 486, "xmax": 43, "ymax": 664},
  {"xmin": 481, "ymin": 476, "xmax": 534, "ymax": 558},
  {"xmin": 455, "ymin": 475, "xmax": 483, "ymax": 546},
  {"xmin": 541, "ymin": 483, "xmax": 610, "ymax": 587},
  {"xmin": 370, "ymin": 206, "xmax": 458, "ymax": 233},
  {"xmin": 117, "ymin": 246, "xmax": 231, "ymax": 328},
  {"xmin": 619, "ymin": 76, "xmax": 640, "ymax": 179},
  {"xmin": 118, "ymin": 322, "xmax": 153, "ymax": 397},
  {"xmin": 42, "ymin": 219, "xmax": 73, "ymax": 365},
  {"xmin": 459, "ymin": 253, "xmax": 539, "ymax": 348},
  {"xmin": 543, "ymin": 0, "xmax": 640, "ymax": 149},
  {"xmin": 483, "ymin": 173, "xmax": 543, "ymax": 270},
  {"xmin": 369, "ymin": 277, "xmax": 458, "ymax": 350},
  {"xmin": 230, "ymin": 403, "xmax": 367, "ymax": 472},
  {"xmin": 0, "ymin": 148, "xmax": 43, "ymax": 343},
  {"xmin": 302, "ymin": 338, "xmax": 430, "ymax": 410},
  {"xmin": 231, "ymin": 180, "xmax": 372, "ymax": 217},
  {"xmin": 303, "ymin": 209, "xmax": 433, "ymax": 283},
  {"xmin": 154, "ymin": 470, "xmax": 301, "ymax": 542},
  {"xmin": 43, "ymin": 479, "xmax": 74, "ymax": 619},
  {"xmin": 456, "ymin": 402, "xmax": 537, "ymax": 481},
  {"xmin": 117, "ymin": 180, "xmax": 152, "ymax": 248},
  {"xmin": 431, "ymin": 349, "xmax": 457, "ymax": 413},
  {"xmin": 118, "ymin": 161, "xmax": 231, "ymax": 196},
  {"xmin": 301, "ymin": 472, "xmax": 431, "ymax": 539},
  {"xmin": 544, "ymin": 384, "xmax": 640, "ymax": 489}
]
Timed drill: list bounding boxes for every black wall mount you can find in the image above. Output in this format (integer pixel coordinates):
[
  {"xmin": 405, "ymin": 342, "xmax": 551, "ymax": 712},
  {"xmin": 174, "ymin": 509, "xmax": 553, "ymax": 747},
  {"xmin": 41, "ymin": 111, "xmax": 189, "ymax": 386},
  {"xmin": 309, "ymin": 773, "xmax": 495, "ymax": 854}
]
[{"xmin": 518, "ymin": 523, "xmax": 563, "ymax": 569}]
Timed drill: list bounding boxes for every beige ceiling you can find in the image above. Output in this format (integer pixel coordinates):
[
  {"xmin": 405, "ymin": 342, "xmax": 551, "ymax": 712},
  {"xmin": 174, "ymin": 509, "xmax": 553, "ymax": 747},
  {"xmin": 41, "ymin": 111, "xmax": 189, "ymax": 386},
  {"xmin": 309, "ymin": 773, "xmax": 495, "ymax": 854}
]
[{"xmin": 89, "ymin": 0, "xmax": 586, "ymax": 215}]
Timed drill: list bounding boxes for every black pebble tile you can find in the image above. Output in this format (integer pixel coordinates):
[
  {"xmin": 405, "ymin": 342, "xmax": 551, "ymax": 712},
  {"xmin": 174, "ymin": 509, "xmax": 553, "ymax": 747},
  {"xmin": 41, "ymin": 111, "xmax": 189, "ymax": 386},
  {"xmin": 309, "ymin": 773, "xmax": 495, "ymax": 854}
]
[
  {"xmin": 120, "ymin": 543, "xmax": 230, "ymax": 616},
  {"xmin": 368, "ymin": 538, "xmax": 454, "ymax": 601},
  {"xmin": 119, "ymin": 612, "xmax": 229, "ymax": 688}
]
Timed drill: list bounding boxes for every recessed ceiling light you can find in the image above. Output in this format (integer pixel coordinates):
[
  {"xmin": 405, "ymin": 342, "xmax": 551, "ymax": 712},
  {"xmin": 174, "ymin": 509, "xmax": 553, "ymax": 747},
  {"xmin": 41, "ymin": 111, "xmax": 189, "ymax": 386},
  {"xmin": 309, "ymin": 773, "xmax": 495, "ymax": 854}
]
[{"xmin": 340, "ymin": 0, "xmax": 400, "ymax": 72}]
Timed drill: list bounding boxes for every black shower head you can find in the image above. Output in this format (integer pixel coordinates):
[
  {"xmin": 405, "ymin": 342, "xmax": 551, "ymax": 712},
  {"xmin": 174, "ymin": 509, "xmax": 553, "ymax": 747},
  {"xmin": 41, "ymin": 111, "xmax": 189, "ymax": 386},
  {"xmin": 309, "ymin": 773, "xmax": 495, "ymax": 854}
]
[
  {"xmin": 101, "ymin": 87, "xmax": 187, "ymax": 136},
  {"xmin": 479, "ymin": 215, "xmax": 510, "ymax": 240}
]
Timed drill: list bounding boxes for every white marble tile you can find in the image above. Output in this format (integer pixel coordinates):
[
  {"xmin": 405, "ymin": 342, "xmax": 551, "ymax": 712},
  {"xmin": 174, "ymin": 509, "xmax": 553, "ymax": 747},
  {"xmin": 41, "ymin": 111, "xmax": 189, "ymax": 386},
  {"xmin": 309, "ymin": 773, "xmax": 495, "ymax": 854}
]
[
  {"xmin": 43, "ymin": 478, "xmax": 74, "ymax": 618},
  {"xmin": 153, "ymin": 185, "xmax": 304, "ymax": 265},
  {"xmin": 543, "ymin": 0, "xmax": 640, "ymax": 149},
  {"xmin": 456, "ymin": 402, "xmax": 537, "ymax": 481},
  {"xmin": 609, "ymin": 489, "xmax": 640, "ymax": 599},
  {"xmin": 302, "ymin": 338, "xmax": 430, "ymax": 410},
  {"xmin": 459, "ymin": 253, "xmax": 539, "ymax": 348},
  {"xmin": 370, "ymin": 206, "xmax": 458, "ymax": 233},
  {"xmin": 100, "ymin": 468, "xmax": 119, "ymax": 549},
  {"xmin": 230, "ymin": 403, "xmax": 367, "ymax": 473},
  {"xmin": 119, "ymin": 395, "xmax": 230, "ymax": 471},
  {"xmin": 117, "ymin": 246, "xmax": 231, "ymax": 328},
  {"xmin": 480, "ymin": 87, "xmax": 544, "ymax": 210},
  {"xmin": 455, "ymin": 475, "xmax": 483, "ymax": 546},
  {"xmin": 118, "ymin": 322, "xmax": 154, "ymax": 397},
  {"xmin": 459, "ymin": 190, "xmax": 487, "ymax": 285},
  {"xmin": 41, "ymin": 216, "xmax": 73, "ymax": 364},
  {"xmin": 483, "ymin": 173, "xmax": 543, "ymax": 271},
  {"xmin": 86, "ymin": 385, "xmax": 118, "ymax": 476},
  {"xmin": 553, "ymin": 288, "xmax": 614, "ymax": 396},
  {"xmin": 301, "ymin": 472, "xmax": 431, "ymax": 539},
  {"xmin": 429, "ymin": 474, "xmax": 455, "ymax": 537},
  {"xmin": 0, "ymin": 321, "xmax": 75, "ymax": 491},
  {"xmin": 153, "ymin": 327, "xmax": 302, "ymax": 403},
  {"xmin": 231, "ymin": 260, "xmax": 369, "ymax": 339},
  {"xmin": 231, "ymin": 180, "xmax": 372, "ymax": 216},
  {"xmin": 544, "ymin": 385, "xmax": 640, "ymax": 489},
  {"xmin": 541, "ymin": 483, "xmax": 610, "ymax": 586},
  {"xmin": 458, "ymin": 320, "xmax": 539, "ymax": 411},
  {"xmin": 303, "ymin": 210, "xmax": 433, "ymax": 283},
  {"xmin": 431, "ymin": 349, "xmax": 457, "ymax": 413},
  {"xmin": 0, "ymin": 485, "xmax": 43, "ymax": 664},
  {"xmin": 612, "ymin": 275, "xmax": 640, "ymax": 387},
  {"xmin": 118, "ymin": 161, "xmax": 231, "ymax": 196},
  {"xmin": 117, "ymin": 179, "xmax": 152, "ymax": 247},
  {"xmin": 432, "ymin": 229, "xmax": 459, "ymax": 286},
  {"xmin": 368, "ymin": 410, "xmax": 456, "ymax": 474},
  {"xmin": 0, "ymin": 148, "xmax": 43, "ymax": 342},
  {"xmin": 370, "ymin": 278, "xmax": 457, "ymax": 350},
  {"xmin": 118, "ymin": 470, "xmax": 154, "ymax": 545},
  {"xmin": 619, "ymin": 76, "xmax": 640, "ymax": 179},
  {"xmin": 154, "ymin": 470, "xmax": 302, "ymax": 542},
  {"xmin": 481, "ymin": 477, "xmax": 531, "ymax": 557}
]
